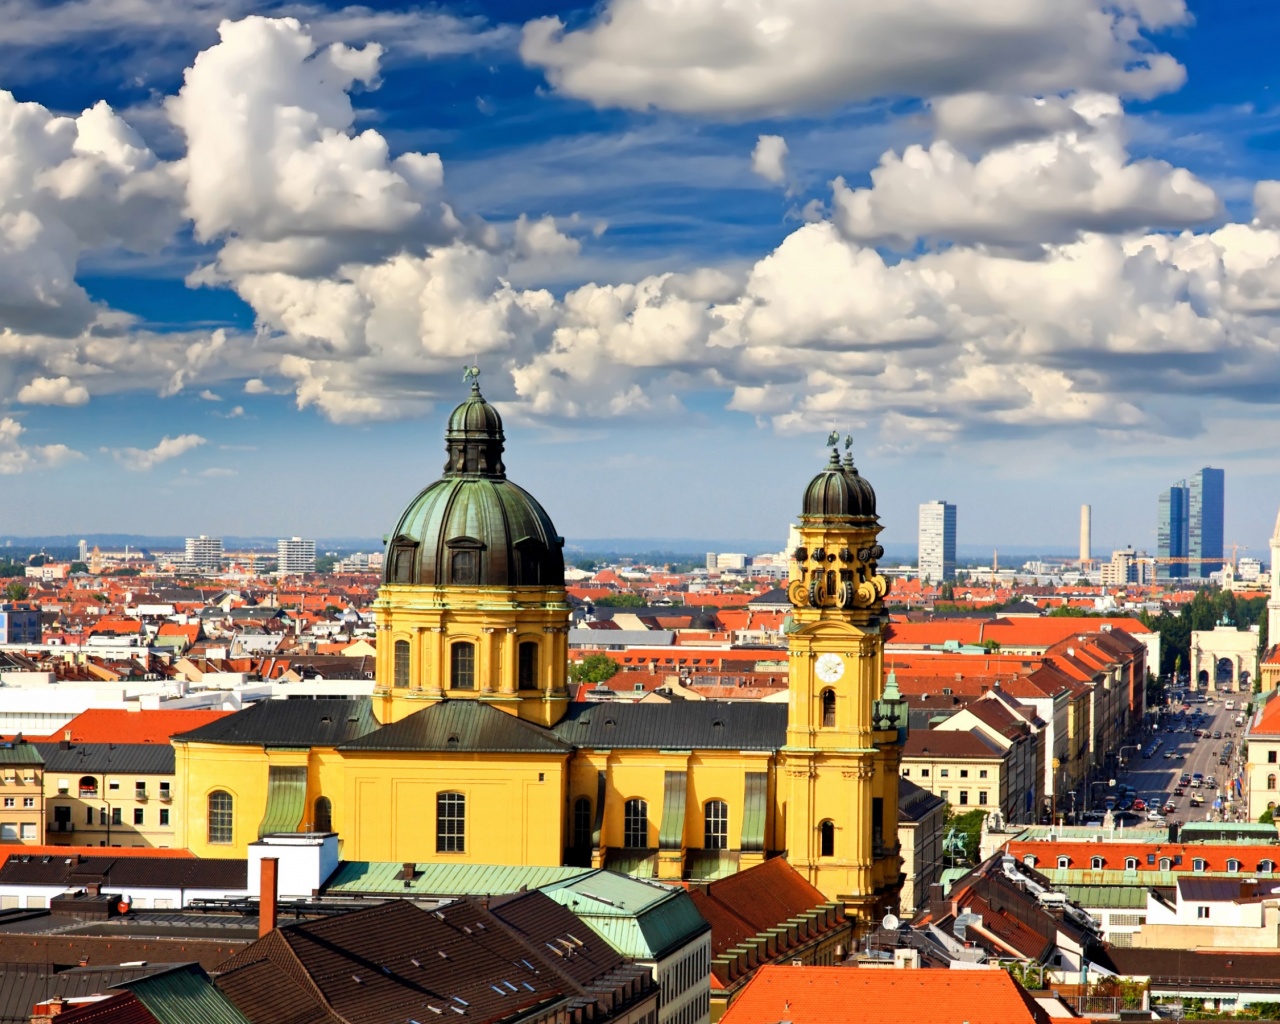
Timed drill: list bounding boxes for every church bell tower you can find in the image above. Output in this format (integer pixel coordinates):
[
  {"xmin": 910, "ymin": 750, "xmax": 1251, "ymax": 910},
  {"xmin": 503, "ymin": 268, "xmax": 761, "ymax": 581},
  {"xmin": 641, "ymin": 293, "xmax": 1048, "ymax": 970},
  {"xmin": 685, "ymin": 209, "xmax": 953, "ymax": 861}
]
[{"xmin": 782, "ymin": 438, "xmax": 906, "ymax": 924}]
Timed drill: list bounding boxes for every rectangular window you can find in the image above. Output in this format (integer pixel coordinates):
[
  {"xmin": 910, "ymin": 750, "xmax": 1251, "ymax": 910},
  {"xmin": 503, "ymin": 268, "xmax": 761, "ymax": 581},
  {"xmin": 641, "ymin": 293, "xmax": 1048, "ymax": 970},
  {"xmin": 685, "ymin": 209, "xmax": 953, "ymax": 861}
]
[
  {"xmin": 704, "ymin": 801, "xmax": 728, "ymax": 850},
  {"xmin": 978, "ymin": 791, "xmax": 988, "ymax": 805},
  {"xmin": 22, "ymin": 798, "xmax": 33, "ymax": 809},
  {"xmin": 450, "ymin": 643, "xmax": 476, "ymax": 690},
  {"xmin": 393, "ymin": 639, "xmax": 410, "ymax": 688},
  {"xmin": 111, "ymin": 808, "xmax": 122, "ymax": 826},
  {"xmin": 959, "ymin": 791, "xmax": 969, "ymax": 805},
  {"xmin": 159, "ymin": 808, "xmax": 170, "ymax": 826},
  {"xmin": 133, "ymin": 808, "xmax": 144, "ymax": 826},
  {"xmin": 108, "ymin": 780, "xmax": 119, "ymax": 792},
  {"xmin": 939, "ymin": 791, "xmax": 950, "ymax": 802},
  {"xmin": 960, "ymin": 770, "xmax": 969, "ymax": 778},
  {"xmin": 1197, "ymin": 906, "xmax": 1210, "ymax": 919},
  {"xmin": 940, "ymin": 769, "xmax": 949, "ymax": 777},
  {"xmin": 0, "ymin": 824, "xmax": 15, "ymax": 840},
  {"xmin": 436, "ymin": 792, "xmax": 465, "ymax": 853},
  {"xmin": 99, "ymin": 809, "xmax": 108, "ymax": 826},
  {"xmin": 19, "ymin": 823, "xmax": 35, "ymax": 840},
  {"xmin": 979, "ymin": 770, "xmax": 988, "ymax": 779},
  {"xmin": 920, "ymin": 769, "xmax": 929, "ymax": 777},
  {"xmin": 901, "ymin": 768, "xmax": 910, "ymax": 777},
  {"xmin": 1270, "ymin": 751, "xmax": 1277, "ymax": 764},
  {"xmin": 2, "ymin": 798, "xmax": 12, "ymax": 809},
  {"xmin": 518, "ymin": 642, "xmax": 539, "ymax": 690},
  {"xmin": 86, "ymin": 807, "xmax": 94, "ymax": 825},
  {"xmin": 624, "ymin": 799, "xmax": 649, "ymax": 848}
]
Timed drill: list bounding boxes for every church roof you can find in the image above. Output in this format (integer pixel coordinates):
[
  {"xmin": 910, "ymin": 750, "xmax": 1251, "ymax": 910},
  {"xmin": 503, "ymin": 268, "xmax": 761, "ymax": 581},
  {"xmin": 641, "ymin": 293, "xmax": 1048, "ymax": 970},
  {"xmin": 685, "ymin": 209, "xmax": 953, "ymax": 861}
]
[
  {"xmin": 339, "ymin": 700, "xmax": 573, "ymax": 754},
  {"xmin": 551, "ymin": 701, "xmax": 786, "ymax": 750},
  {"xmin": 171, "ymin": 698, "xmax": 377, "ymax": 748}
]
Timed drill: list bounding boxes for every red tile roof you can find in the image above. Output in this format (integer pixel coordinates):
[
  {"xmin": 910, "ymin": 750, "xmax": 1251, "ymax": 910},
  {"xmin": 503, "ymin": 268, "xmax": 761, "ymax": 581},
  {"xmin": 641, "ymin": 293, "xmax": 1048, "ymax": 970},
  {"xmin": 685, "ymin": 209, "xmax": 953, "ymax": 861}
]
[
  {"xmin": 718, "ymin": 965, "xmax": 1050, "ymax": 1024},
  {"xmin": 50, "ymin": 708, "xmax": 233, "ymax": 744},
  {"xmin": 1005, "ymin": 841, "xmax": 1280, "ymax": 874}
]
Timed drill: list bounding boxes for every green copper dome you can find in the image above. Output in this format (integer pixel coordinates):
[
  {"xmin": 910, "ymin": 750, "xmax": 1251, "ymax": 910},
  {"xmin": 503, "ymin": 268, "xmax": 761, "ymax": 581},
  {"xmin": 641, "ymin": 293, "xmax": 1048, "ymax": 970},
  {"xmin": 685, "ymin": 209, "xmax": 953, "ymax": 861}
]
[
  {"xmin": 802, "ymin": 449, "xmax": 877, "ymax": 520},
  {"xmin": 383, "ymin": 378, "xmax": 565, "ymax": 588}
]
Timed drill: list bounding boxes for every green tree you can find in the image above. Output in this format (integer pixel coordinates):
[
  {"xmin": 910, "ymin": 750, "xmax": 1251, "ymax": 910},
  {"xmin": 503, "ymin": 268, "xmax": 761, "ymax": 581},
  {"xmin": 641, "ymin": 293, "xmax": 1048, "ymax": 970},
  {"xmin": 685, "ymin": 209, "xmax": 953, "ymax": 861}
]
[
  {"xmin": 592, "ymin": 594, "xmax": 647, "ymax": 608},
  {"xmin": 1048, "ymin": 605, "xmax": 1089, "ymax": 617},
  {"xmin": 944, "ymin": 807, "xmax": 989, "ymax": 861},
  {"xmin": 69, "ymin": 561, "xmax": 88, "ymax": 574},
  {"xmin": 573, "ymin": 559, "xmax": 598, "ymax": 572},
  {"xmin": 569, "ymin": 654, "xmax": 620, "ymax": 685},
  {"xmin": 2, "ymin": 581, "xmax": 28, "ymax": 602},
  {"xmin": 1261, "ymin": 808, "xmax": 1274, "ymax": 826}
]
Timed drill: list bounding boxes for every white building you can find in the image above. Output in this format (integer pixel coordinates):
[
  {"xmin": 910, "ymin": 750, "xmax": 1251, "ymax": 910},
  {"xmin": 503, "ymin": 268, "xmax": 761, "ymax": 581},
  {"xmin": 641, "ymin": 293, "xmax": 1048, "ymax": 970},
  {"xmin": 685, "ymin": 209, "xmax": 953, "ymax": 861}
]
[
  {"xmin": 184, "ymin": 535, "xmax": 223, "ymax": 571},
  {"xmin": 918, "ymin": 500, "xmax": 956, "ymax": 582},
  {"xmin": 277, "ymin": 536, "xmax": 317, "ymax": 574}
]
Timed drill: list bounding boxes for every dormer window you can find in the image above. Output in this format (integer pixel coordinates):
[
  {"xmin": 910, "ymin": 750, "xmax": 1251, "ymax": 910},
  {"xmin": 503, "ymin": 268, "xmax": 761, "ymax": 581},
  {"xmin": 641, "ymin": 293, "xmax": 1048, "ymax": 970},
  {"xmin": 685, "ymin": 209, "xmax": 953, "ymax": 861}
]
[
  {"xmin": 1227, "ymin": 859, "xmax": 1241, "ymax": 873},
  {"xmin": 1057, "ymin": 856, "xmax": 1069, "ymax": 869},
  {"xmin": 1193, "ymin": 859, "xmax": 1207, "ymax": 873},
  {"xmin": 1024, "ymin": 855, "xmax": 1036, "ymax": 867},
  {"xmin": 1091, "ymin": 856, "xmax": 1104, "ymax": 870},
  {"xmin": 1125, "ymin": 858, "xmax": 1138, "ymax": 871},
  {"xmin": 1260, "ymin": 860, "xmax": 1276, "ymax": 874},
  {"xmin": 1159, "ymin": 858, "xmax": 1172, "ymax": 871}
]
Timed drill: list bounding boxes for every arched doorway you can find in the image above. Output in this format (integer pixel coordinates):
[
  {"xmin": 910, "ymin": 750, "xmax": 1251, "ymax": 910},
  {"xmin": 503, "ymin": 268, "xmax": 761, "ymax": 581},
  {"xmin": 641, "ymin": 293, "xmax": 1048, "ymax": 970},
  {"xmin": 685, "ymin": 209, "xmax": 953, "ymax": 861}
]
[
  {"xmin": 1197, "ymin": 669, "xmax": 1210, "ymax": 688},
  {"xmin": 1217, "ymin": 657, "xmax": 1235, "ymax": 691}
]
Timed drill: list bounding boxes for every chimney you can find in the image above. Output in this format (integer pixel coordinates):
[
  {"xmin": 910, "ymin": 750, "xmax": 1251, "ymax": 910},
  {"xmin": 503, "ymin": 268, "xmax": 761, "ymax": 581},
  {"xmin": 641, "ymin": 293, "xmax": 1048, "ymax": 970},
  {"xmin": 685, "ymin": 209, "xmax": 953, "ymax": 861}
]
[
  {"xmin": 402, "ymin": 862, "xmax": 415, "ymax": 881},
  {"xmin": 259, "ymin": 857, "xmax": 279, "ymax": 937},
  {"xmin": 31, "ymin": 995, "xmax": 65, "ymax": 1023}
]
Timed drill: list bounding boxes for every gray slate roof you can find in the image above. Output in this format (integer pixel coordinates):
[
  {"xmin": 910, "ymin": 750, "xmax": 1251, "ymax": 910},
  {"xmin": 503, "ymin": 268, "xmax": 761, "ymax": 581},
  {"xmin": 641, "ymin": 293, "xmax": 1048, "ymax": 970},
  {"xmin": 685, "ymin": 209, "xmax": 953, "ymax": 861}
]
[
  {"xmin": 340, "ymin": 700, "xmax": 572, "ymax": 754},
  {"xmin": 171, "ymin": 698, "xmax": 377, "ymax": 748},
  {"xmin": 551, "ymin": 701, "xmax": 786, "ymax": 750},
  {"xmin": 35, "ymin": 742, "xmax": 175, "ymax": 774},
  {"xmin": 0, "ymin": 854, "xmax": 247, "ymax": 890}
]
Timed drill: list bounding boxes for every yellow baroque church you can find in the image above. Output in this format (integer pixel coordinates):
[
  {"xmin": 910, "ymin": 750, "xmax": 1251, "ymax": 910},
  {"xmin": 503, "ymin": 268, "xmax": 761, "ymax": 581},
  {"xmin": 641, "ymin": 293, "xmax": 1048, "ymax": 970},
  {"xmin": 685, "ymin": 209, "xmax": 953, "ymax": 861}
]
[{"xmin": 172, "ymin": 378, "xmax": 907, "ymax": 921}]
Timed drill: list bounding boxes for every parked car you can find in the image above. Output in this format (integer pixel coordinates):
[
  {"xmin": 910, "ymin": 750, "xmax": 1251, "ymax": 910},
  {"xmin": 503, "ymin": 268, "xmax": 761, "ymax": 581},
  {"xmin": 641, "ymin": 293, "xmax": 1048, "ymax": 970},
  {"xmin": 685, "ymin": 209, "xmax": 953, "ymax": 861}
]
[
  {"xmin": 1174, "ymin": 787, "xmax": 1185, "ymax": 796},
  {"xmin": 1134, "ymin": 798, "xmax": 1147, "ymax": 812}
]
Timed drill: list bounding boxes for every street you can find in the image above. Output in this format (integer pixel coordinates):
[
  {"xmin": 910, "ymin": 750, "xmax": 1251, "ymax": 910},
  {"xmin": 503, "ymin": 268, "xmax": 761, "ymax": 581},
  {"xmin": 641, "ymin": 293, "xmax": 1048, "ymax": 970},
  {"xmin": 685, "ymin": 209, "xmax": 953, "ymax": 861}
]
[{"xmin": 1098, "ymin": 697, "xmax": 1245, "ymax": 828}]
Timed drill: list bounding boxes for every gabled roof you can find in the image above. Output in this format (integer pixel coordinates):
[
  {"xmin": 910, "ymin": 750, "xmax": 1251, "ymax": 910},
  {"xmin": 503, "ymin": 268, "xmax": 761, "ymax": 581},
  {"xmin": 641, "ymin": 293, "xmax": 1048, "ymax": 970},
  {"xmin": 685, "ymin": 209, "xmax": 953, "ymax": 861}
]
[
  {"xmin": 36, "ymin": 742, "xmax": 175, "ymax": 774},
  {"xmin": 51, "ymin": 709, "xmax": 232, "ymax": 744},
  {"xmin": 552, "ymin": 701, "xmax": 785, "ymax": 750},
  {"xmin": 0, "ymin": 853, "xmax": 246, "ymax": 890},
  {"xmin": 339, "ymin": 700, "xmax": 572, "ymax": 754},
  {"xmin": 718, "ymin": 964, "xmax": 1049, "ymax": 1024},
  {"xmin": 902, "ymin": 729, "xmax": 1003, "ymax": 759},
  {"xmin": 172, "ymin": 698, "xmax": 377, "ymax": 748}
]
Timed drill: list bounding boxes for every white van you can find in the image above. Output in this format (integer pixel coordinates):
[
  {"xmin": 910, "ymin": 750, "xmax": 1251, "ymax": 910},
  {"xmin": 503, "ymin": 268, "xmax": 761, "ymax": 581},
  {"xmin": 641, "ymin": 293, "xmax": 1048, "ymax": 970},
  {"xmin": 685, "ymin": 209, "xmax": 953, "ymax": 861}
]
[{"xmin": 1226, "ymin": 700, "xmax": 1236, "ymax": 710}]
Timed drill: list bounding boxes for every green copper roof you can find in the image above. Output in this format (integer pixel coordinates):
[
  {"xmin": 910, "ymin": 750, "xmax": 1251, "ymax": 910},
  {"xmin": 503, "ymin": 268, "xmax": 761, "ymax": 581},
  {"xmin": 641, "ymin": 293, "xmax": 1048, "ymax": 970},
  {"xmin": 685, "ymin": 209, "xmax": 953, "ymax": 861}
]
[
  {"xmin": 539, "ymin": 870, "xmax": 709, "ymax": 962},
  {"xmin": 1057, "ymin": 885, "xmax": 1148, "ymax": 910},
  {"xmin": 258, "ymin": 765, "xmax": 306, "ymax": 838},
  {"xmin": 324, "ymin": 861, "xmax": 592, "ymax": 896},
  {"xmin": 122, "ymin": 964, "xmax": 251, "ymax": 1024}
]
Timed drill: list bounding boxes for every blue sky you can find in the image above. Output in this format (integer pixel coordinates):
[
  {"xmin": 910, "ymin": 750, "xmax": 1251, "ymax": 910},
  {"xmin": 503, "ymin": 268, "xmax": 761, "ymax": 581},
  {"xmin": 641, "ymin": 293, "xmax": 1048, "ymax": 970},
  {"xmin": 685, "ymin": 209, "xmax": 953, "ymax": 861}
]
[{"xmin": 1, "ymin": 0, "xmax": 1279, "ymax": 557}]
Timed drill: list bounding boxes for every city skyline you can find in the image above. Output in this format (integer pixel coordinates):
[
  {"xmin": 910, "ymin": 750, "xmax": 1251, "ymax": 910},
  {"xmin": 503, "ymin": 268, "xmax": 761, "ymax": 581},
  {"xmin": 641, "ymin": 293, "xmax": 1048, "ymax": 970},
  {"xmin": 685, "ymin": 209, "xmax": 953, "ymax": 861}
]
[{"xmin": 0, "ymin": 2, "xmax": 1277, "ymax": 549}]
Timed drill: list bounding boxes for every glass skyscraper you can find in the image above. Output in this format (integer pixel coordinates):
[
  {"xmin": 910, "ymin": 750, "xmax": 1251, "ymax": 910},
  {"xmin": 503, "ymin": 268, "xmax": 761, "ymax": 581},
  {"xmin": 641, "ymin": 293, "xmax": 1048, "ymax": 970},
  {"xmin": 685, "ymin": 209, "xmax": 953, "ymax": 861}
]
[
  {"xmin": 918, "ymin": 500, "xmax": 957, "ymax": 582},
  {"xmin": 1188, "ymin": 467, "xmax": 1225, "ymax": 577},
  {"xmin": 1157, "ymin": 483, "xmax": 1187, "ymax": 580},
  {"xmin": 1158, "ymin": 468, "xmax": 1224, "ymax": 580}
]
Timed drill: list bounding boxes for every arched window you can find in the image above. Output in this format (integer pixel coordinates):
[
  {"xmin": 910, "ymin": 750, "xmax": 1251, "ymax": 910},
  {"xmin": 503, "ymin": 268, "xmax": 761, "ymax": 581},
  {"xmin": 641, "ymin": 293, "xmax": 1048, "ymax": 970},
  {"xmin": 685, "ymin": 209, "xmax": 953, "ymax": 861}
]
[
  {"xmin": 78, "ymin": 775, "xmax": 97, "ymax": 797},
  {"xmin": 1058, "ymin": 856, "xmax": 1070, "ymax": 869},
  {"xmin": 1227, "ymin": 859, "xmax": 1241, "ymax": 873},
  {"xmin": 572, "ymin": 797, "xmax": 592, "ymax": 850},
  {"xmin": 1269, "ymin": 774, "xmax": 1277, "ymax": 791},
  {"xmin": 623, "ymin": 799, "xmax": 648, "ymax": 848},
  {"xmin": 436, "ymin": 792, "xmax": 465, "ymax": 853},
  {"xmin": 1159, "ymin": 858, "xmax": 1172, "ymax": 871},
  {"xmin": 451, "ymin": 642, "xmax": 476, "ymax": 690},
  {"xmin": 1091, "ymin": 856, "xmax": 1104, "ymax": 870},
  {"xmin": 1193, "ymin": 858, "xmax": 1207, "ymax": 872},
  {"xmin": 1125, "ymin": 857, "xmax": 1138, "ymax": 871},
  {"xmin": 518, "ymin": 642, "xmax": 538, "ymax": 690},
  {"xmin": 704, "ymin": 800, "xmax": 728, "ymax": 850},
  {"xmin": 314, "ymin": 796, "xmax": 332, "ymax": 833},
  {"xmin": 208, "ymin": 791, "xmax": 233, "ymax": 845},
  {"xmin": 1023, "ymin": 854, "xmax": 1036, "ymax": 867},
  {"xmin": 820, "ymin": 820, "xmax": 835, "ymax": 858},
  {"xmin": 1260, "ymin": 860, "xmax": 1276, "ymax": 874},
  {"xmin": 821, "ymin": 689, "xmax": 836, "ymax": 728},
  {"xmin": 393, "ymin": 639, "xmax": 410, "ymax": 688}
]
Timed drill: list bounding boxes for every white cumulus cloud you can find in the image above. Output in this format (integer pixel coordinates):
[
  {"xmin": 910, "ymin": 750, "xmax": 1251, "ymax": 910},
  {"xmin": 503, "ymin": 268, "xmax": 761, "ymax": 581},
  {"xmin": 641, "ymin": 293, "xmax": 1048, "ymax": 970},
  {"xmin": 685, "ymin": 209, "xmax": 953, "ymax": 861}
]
[
  {"xmin": 0, "ymin": 417, "xmax": 83, "ymax": 473},
  {"xmin": 521, "ymin": 0, "xmax": 1188, "ymax": 117},
  {"xmin": 107, "ymin": 433, "xmax": 207, "ymax": 471},
  {"xmin": 751, "ymin": 135, "xmax": 789, "ymax": 185},
  {"xmin": 831, "ymin": 94, "xmax": 1219, "ymax": 250},
  {"xmin": 16, "ymin": 376, "xmax": 89, "ymax": 406}
]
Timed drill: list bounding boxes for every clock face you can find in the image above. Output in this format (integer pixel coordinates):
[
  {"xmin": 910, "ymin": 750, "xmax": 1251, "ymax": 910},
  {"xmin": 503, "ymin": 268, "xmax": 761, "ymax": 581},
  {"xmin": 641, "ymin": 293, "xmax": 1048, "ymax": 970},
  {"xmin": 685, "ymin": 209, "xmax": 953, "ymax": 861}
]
[{"xmin": 815, "ymin": 653, "xmax": 845, "ymax": 683}]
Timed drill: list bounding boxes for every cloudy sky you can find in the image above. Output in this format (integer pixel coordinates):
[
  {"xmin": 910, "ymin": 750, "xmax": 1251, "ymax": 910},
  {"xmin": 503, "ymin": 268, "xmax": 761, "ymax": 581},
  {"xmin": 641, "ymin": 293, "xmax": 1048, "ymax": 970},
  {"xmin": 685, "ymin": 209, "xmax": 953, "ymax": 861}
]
[{"xmin": 1, "ymin": 0, "xmax": 1279, "ymax": 554}]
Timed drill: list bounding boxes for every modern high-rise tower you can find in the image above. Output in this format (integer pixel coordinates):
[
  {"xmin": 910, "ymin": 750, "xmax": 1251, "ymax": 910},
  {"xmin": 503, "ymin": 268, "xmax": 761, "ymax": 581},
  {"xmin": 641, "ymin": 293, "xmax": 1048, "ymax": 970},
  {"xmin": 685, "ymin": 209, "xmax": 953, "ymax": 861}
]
[
  {"xmin": 1157, "ymin": 468, "xmax": 1225, "ymax": 580},
  {"xmin": 1079, "ymin": 505, "xmax": 1091, "ymax": 563},
  {"xmin": 918, "ymin": 500, "xmax": 956, "ymax": 582},
  {"xmin": 184, "ymin": 535, "xmax": 223, "ymax": 571},
  {"xmin": 1157, "ymin": 483, "xmax": 1188, "ymax": 580},
  {"xmin": 1188, "ymin": 467, "xmax": 1225, "ymax": 578},
  {"xmin": 1268, "ymin": 506, "xmax": 1280, "ymax": 647},
  {"xmin": 277, "ymin": 537, "xmax": 317, "ymax": 574}
]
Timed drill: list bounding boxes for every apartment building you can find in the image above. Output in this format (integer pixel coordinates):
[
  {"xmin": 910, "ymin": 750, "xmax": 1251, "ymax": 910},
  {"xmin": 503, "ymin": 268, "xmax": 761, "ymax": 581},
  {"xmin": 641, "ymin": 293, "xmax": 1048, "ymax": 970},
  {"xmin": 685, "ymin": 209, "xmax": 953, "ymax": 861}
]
[
  {"xmin": 900, "ymin": 730, "xmax": 1014, "ymax": 819},
  {"xmin": 277, "ymin": 536, "xmax": 317, "ymax": 574},
  {"xmin": 0, "ymin": 741, "xmax": 44, "ymax": 845},
  {"xmin": 36, "ymin": 743, "xmax": 178, "ymax": 847}
]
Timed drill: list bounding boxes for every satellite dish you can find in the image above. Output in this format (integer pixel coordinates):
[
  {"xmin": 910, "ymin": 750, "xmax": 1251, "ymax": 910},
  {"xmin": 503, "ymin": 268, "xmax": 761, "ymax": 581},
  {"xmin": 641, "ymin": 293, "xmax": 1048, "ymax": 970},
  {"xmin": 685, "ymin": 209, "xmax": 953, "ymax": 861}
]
[{"xmin": 882, "ymin": 913, "xmax": 900, "ymax": 931}]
